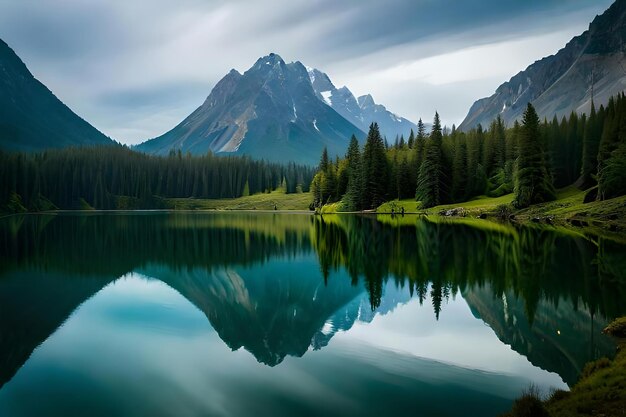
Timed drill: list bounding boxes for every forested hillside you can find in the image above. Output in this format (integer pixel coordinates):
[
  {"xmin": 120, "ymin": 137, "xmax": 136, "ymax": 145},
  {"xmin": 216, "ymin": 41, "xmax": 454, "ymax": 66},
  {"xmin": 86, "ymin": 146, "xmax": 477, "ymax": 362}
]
[
  {"xmin": 0, "ymin": 146, "xmax": 314, "ymax": 211},
  {"xmin": 312, "ymin": 94, "xmax": 626, "ymax": 210}
]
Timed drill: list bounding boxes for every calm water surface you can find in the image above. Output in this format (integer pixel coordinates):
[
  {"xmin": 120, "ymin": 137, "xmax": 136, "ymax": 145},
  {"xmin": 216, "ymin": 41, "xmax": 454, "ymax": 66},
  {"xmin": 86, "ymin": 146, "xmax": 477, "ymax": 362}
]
[{"xmin": 0, "ymin": 212, "xmax": 624, "ymax": 416}]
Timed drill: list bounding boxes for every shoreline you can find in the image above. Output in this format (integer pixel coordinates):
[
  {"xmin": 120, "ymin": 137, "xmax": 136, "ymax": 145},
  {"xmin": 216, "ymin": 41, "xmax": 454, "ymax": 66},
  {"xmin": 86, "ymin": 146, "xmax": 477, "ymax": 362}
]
[
  {"xmin": 2, "ymin": 186, "xmax": 625, "ymax": 243},
  {"xmin": 2, "ymin": 207, "xmax": 624, "ymax": 243},
  {"xmin": 503, "ymin": 317, "xmax": 626, "ymax": 417}
]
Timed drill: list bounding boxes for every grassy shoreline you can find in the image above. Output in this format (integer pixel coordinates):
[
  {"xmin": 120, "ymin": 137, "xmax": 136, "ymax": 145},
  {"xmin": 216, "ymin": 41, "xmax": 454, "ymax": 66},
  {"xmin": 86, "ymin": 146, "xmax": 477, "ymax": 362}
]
[
  {"xmin": 3, "ymin": 187, "xmax": 626, "ymax": 241},
  {"xmin": 503, "ymin": 317, "xmax": 626, "ymax": 417},
  {"xmin": 372, "ymin": 187, "xmax": 625, "ymax": 242}
]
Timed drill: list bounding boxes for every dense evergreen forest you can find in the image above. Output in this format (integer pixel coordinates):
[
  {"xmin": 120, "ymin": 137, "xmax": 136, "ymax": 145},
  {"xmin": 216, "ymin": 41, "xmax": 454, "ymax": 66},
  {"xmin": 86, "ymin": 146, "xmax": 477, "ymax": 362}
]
[
  {"xmin": 312, "ymin": 94, "xmax": 626, "ymax": 210},
  {"xmin": 2, "ymin": 94, "xmax": 626, "ymax": 213},
  {"xmin": 0, "ymin": 146, "xmax": 315, "ymax": 211}
]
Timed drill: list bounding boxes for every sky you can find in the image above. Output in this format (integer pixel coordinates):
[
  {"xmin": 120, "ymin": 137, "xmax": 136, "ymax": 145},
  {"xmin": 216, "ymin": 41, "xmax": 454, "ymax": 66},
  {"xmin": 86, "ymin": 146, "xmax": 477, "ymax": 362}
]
[{"xmin": 0, "ymin": 0, "xmax": 614, "ymax": 145}]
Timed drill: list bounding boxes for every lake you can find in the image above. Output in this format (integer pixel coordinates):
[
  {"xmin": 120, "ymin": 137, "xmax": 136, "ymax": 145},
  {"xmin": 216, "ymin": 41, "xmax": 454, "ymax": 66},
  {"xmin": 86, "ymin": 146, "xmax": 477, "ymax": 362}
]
[{"xmin": 0, "ymin": 212, "xmax": 624, "ymax": 416}]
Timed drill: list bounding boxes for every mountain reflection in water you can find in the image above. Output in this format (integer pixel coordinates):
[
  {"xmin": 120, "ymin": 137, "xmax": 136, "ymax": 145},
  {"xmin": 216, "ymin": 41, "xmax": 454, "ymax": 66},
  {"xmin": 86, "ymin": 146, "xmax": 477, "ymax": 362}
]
[{"xmin": 0, "ymin": 212, "xmax": 624, "ymax": 416}]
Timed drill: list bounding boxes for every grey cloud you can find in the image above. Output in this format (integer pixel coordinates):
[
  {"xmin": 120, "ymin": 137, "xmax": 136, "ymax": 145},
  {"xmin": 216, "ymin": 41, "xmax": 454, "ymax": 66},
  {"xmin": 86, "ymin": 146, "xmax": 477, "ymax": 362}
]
[
  {"xmin": 97, "ymin": 81, "xmax": 210, "ymax": 111},
  {"xmin": 0, "ymin": 0, "xmax": 615, "ymax": 144}
]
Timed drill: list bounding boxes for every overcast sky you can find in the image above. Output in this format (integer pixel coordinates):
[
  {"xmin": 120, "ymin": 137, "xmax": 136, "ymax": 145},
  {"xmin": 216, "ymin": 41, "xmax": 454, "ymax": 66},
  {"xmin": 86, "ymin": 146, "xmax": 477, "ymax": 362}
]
[{"xmin": 0, "ymin": 0, "xmax": 614, "ymax": 144}]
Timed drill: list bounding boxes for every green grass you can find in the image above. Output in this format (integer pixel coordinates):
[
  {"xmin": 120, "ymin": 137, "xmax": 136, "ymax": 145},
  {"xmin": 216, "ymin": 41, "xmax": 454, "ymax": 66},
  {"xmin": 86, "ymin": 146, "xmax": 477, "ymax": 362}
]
[
  {"xmin": 377, "ymin": 193, "xmax": 515, "ymax": 215},
  {"xmin": 545, "ymin": 329, "xmax": 626, "ymax": 416},
  {"xmin": 501, "ymin": 317, "xmax": 626, "ymax": 417},
  {"xmin": 302, "ymin": 186, "xmax": 626, "ymax": 245},
  {"xmin": 160, "ymin": 190, "xmax": 313, "ymax": 211},
  {"xmin": 517, "ymin": 186, "xmax": 626, "ymax": 220},
  {"xmin": 319, "ymin": 202, "xmax": 344, "ymax": 214},
  {"xmin": 375, "ymin": 213, "xmax": 519, "ymax": 235},
  {"xmin": 376, "ymin": 186, "xmax": 624, "ymax": 219},
  {"xmin": 512, "ymin": 186, "xmax": 626, "ymax": 241}
]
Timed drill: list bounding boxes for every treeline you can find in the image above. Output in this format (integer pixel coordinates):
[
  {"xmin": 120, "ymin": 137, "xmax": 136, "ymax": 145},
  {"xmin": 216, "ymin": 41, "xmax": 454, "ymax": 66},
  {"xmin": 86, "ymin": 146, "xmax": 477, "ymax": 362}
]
[
  {"xmin": 0, "ymin": 146, "xmax": 315, "ymax": 211},
  {"xmin": 312, "ymin": 94, "xmax": 626, "ymax": 210}
]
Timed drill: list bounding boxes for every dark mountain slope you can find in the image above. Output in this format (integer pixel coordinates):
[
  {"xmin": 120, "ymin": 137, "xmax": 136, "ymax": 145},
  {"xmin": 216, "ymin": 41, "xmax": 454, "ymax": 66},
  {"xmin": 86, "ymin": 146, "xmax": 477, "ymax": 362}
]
[{"xmin": 0, "ymin": 39, "xmax": 113, "ymax": 151}]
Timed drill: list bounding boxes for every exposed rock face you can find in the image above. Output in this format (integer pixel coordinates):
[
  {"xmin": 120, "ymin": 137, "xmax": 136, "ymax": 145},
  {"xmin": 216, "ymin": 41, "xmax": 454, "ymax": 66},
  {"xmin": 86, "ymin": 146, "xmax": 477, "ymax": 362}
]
[
  {"xmin": 138, "ymin": 54, "xmax": 419, "ymax": 164},
  {"xmin": 308, "ymin": 67, "xmax": 417, "ymax": 140},
  {"xmin": 459, "ymin": 0, "xmax": 626, "ymax": 131},
  {"xmin": 137, "ymin": 53, "xmax": 365, "ymax": 165}
]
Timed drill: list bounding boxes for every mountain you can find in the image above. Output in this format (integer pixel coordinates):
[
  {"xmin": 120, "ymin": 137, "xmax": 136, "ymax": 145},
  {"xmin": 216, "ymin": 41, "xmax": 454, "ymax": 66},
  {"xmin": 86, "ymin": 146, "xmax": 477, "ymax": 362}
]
[
  {"xmin": 459, "ymin": 0, "xmax": 626, "ymax": 131},
  {"xmin": 142, "ymin": 263, "xmax": 365, "ymax": 366},
  {"xmin": 137, "ymin": 54, "xmax": 419, "ymax": 164},
  {"xmin": 307, "ymin": 67, "xmax": 417, "ymax": 140},
  {"xmin": 137, "ymin": 53, "xmax": 365, "ymax": 165},
  {"xmin": 0, "ymin": 269, "xmax": 115, "ymax": 389},
  {"xmin": 463, "ymin": 284, "xmax": 615, "ymax": 386},
  {"xmin": 0, "ymin": 39, "xmax": 113, "ymax": 151}
]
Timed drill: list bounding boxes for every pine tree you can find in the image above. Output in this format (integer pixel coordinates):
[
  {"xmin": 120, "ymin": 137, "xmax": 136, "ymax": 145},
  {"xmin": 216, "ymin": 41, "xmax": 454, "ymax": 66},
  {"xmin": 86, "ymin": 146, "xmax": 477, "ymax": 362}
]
[
  {"xmin": 598, "ymin": 94, "xmax": 626, "ymax": 199},
  {"xmin": 514, "ymin": 103, "xmax": 556, "ymax": 208},
  {"xmin": 362, "ymin": 123, "xmax": 389, "ymax": 209},
  {"xmin": 506, "ymin": 120, "xmax": 521, "ymax": 162},
  {"xmin": 344, "ymin": 135, "xmax": 363, "ymax": 210},
  {"xmin": 600, "ymin": 142, "xmax": 626, "ymax": 199},
  {"xmin": 397, "ymin": 156, "xmax": 412, "ymax": 199},
  {"xmin": 565, "ymin": 111, "xmax": 582, "ymax": 185},
  {"xmin": 399, "ymin": 135, "xmax": 406, "ymax": 149},
  {"xmin": 465, "ymin": 126, "xmax": 486, "ymax": 198},
  {"xmin": 451, "ymin": 133, "xmax": 467, "ymax": 202},
  {"xmin": 579, "ymin": 102, "xmax": 601, "ymax": 188},
  {"xmin": 319, "ymin": 147, "xmax": 329, "ymax": 172},
  {"xmin": 242, "ymin": 179, "xmax": 250, "ymax": 196},
  {"xmin": 415, "ymin": 119, "xmax": 426, "ymax": 163},
  {"xmin": 493, "ymin": 115, "xmax": 506, "ymax": 172},
  {"xmin": 416, "ymin": 112, "xmax": 444, "ymax": 208},
  {"xmin": 411, "ymin": 119, "xmax": 425, "ymax": 185},
  {"xmin": 407, "ymin": 129, "xmax": 415, "ymax": 149}
]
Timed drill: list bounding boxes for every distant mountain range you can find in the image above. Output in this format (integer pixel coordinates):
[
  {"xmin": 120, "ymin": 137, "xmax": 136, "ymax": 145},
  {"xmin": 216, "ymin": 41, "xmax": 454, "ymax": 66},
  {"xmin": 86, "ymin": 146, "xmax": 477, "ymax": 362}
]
[
  {"xmin": 0, "ymin": 39, "xmax": 113, "ymax": 151},
  {"xmin": 137, "ymin": 54, "xmax": 416, "ymax": 164},
  {"xmin": 3, "ymin": 0, "xmax": 626, "ymax": 163},
  {"xmin": 307, "ymin": 67, "xmax": 417, "ymax": 140},
  {"xmin": 460, "ymin": 0, "xmax": 626, "ymax": 130}
]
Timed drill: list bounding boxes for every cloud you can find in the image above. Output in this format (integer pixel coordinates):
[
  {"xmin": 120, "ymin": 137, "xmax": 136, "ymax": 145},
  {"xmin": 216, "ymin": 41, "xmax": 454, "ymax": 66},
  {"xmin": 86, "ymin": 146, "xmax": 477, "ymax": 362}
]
[
  {"xmin": 0, "ymin": 0, "xmax": 615, "ymax": 144},
  {"xmin": 335, "ymin": 28, "xmax": 591, "ymax": 127}
]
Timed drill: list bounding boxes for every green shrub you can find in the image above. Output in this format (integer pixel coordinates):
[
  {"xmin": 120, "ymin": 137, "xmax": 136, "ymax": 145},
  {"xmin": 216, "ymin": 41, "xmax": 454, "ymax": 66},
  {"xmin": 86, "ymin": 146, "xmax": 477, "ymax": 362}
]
[
  {"xmin": 495, "ymin": 204, "xmax": 513, "ymax": 219},
  {"xmin": 509, "ymin": 386, "xmax": 550, "ymax": 417}
]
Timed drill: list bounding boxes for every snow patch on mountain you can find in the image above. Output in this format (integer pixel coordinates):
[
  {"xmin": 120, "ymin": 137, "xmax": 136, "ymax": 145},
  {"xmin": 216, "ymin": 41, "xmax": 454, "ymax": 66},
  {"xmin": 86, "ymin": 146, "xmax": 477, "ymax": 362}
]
[{"xmin": 320, "ymin": 91, "xmax": 332, "ymax": 106}]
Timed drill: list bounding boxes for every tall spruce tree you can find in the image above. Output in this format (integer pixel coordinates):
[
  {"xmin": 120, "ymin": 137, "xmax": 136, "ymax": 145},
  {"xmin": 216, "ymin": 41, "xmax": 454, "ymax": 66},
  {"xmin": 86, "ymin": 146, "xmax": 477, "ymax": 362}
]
[
  {"xmin": 362, "ymin": 123, "xmax": 388, "ymax": 209},
  {"xmin": 344, "ymin": 135, "xmax": 363, "ymax": 211},
  {"xmin": 414, "ymin": 119, "xmax": 426, "ymax": 168},
  {"xmin": 465, "ymin": 125, "xmax": 486, "ymax": 198},
  {"xmin": 598, "ymin": 94, "xmax": 626, "ymax": 199},
  {"xmin": 514, "ymin": 103, "xmax": 556, "ymax": 208},
  {"xmin": 416, "ymin": 112, "xmax": 444, "ymax": 208},
  {"xmin": 451, "ymin": 133, "xmax": 468, "ymax": 202},
  {"xmin": 407, "ymin": 129, "xmax": 415, "ymax": 149},
  {"xmin": 579, "ymin": 102, "xmax": 601, "ymax": 188}
]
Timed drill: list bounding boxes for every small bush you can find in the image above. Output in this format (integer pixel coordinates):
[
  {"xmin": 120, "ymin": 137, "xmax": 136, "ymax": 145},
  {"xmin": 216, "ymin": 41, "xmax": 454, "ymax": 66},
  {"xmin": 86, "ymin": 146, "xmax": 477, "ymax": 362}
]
[
  {"xmin": 581, "ymin": 357, "xmax": 611, "ymax": 379},
  {"xmin": 547, "ymin": 389, "xmax": 570, "ymax": 403},
  {"xmin": 509, "ymin": 386, "xmax": 550, "ymax": 417},
  {"xmin": 495, "ymin": 204, "xmax": 513, "ymax": 219}
]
